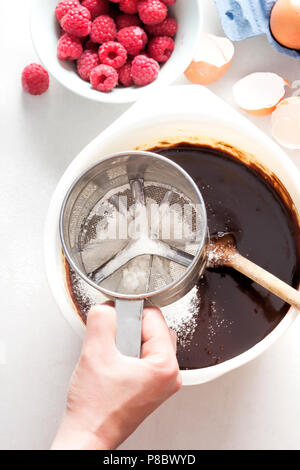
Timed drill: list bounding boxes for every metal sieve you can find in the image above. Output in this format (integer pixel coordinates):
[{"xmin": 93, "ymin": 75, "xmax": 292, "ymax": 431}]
[{"xmin": 60, "ymin": 151, "xmax": 208, "ymax": 357}]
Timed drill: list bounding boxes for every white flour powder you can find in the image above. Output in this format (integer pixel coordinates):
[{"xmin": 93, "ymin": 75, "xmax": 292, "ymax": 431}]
[{"xmin": 82, "ymin": 185, "xmax": 199, "ymax": 295}]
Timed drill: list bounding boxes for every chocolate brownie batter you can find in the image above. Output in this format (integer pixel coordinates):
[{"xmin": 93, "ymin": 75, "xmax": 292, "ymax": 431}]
[{"xmin": 156, "ymin": 144, "xmax": 300, "ymax": 369}]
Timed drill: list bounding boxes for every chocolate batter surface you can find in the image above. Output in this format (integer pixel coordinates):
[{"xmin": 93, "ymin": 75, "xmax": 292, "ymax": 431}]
[{"xmin": 157, "ymin": 144, "xmax": 300, "ymax": 369}]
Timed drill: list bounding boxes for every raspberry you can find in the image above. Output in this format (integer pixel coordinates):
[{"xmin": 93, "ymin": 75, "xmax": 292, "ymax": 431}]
[
  {"xmin": 90, "ymin": 15, "xmax": 117, "ymax": 43},
  {"xmin": 99, "ymin": 41, "xmax": 127, "ymax": 68},
  {"xmin": 61, "ymin": 6, "xmax": 92, "ymax": 37},
  {"xmin": 22, "ymin": 64, "xmax": 49, "ymax": 95},
  {"xmin": 77, "ymin": 49, "xmax": 100, "ymax": 80},
  {"xmin": 81, "ymin": 0, "xmax": 109, "ymax": 19},
  {"xmin": 116, "ymin": 13, "xmax": 140, "ymax": 30},
  {"xmin": 131, "ymin": 54, "xmax": 159, "ymax": 85},
  {"xmin": 57, "ymin": 33, "xmax": 83, "ymax": 60},
  {"xmin": 119, "ymin": 0, "xmax": 138, "ymax": 14},
  {"xmin": 161, "ymin": 0, "xmax": 176, "ymax": 5},
  {"xmin": 55, "ymin": 0, "xmax": 80, "ymax": 23},
  {"xmin": 109, "ymin": 0, "xmax": 120, "ymax": 2},
  {"xmin": 145, "ymin": 16, "xmax": 177, "ymax": 36},
  {"xmin": 117, "ymin": 26, "xmax": 147, "ymax": 56},
  {"xmin": 118, "ymin": 60, "xmax": 133, "ymax": 86},
  {"xmin": 137, "ymin": 0, "xmax": 167, "ymax": 25},
  {"xmin": 148, "ymin": 35, "xmax": 174, "ymax": 62},
  {"xmin": 90, "ymin": 64, "xmax": 118, "ymax": 91}
]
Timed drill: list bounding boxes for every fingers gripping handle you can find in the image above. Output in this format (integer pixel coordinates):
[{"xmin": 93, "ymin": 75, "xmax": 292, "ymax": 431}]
[{"xmin": 115, "ymin": 299, "xmax": 144, "ymax": 357}]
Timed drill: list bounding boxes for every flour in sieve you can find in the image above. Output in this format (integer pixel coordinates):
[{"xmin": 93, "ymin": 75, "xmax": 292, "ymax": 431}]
[{"xmin": 81, "ymin": 186, "xmax": 200, "ymax": 295}]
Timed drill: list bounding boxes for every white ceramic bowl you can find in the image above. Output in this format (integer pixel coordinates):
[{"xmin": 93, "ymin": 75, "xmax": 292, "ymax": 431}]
[
  {"xmin": 31, "ymin": 0, "xmax": 202, "ymax": 104},
  {"xmin": 44, "ymin": 85, "xmax": 300, "ymax": 385}
]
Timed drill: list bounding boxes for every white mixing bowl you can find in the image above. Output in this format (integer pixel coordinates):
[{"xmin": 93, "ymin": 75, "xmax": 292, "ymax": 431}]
[
  {"xmin": 44, "ymin": 85, "xmax": 300, "ymax": 385},
  {"xmin": 31, "ymin": 0, "xmax": 202, "ymax": 104}
]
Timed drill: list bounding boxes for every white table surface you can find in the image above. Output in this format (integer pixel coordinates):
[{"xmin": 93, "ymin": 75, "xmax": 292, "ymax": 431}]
[{"xmin": 1, "ymin": 0, "xmax": 300, "ymax": 450}]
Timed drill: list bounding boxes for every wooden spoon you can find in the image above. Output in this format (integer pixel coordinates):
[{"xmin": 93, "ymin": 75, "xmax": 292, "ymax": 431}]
[{"xmin": 208, "ymin": 233, "xmax": 300, "ymax": 310}]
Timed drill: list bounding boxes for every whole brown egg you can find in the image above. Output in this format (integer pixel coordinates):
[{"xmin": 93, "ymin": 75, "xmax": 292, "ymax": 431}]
[{"xmin": 270, "ymin": 0, "xmax": 300, "ymax": 49}]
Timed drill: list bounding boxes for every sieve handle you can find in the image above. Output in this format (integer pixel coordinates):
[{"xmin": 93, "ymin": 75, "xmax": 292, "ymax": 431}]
[{"xmin": 115, "ymin": 299, "xmax": 144, "ymax": 357}]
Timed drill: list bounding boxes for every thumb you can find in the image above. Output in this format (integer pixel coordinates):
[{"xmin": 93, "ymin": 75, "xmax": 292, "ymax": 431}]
[
  {"xmin": 83, "ymin": 303, "xmax": 117, "ymax": 357},
  {"xmin": 141, "ymin": 307, "xmax": 176, "ymax": 362}
]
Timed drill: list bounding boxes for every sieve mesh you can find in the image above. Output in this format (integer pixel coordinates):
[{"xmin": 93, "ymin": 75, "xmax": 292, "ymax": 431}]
[{"xmin": 78, "ymin": 180, "xmax": 201, "ymax": 296}]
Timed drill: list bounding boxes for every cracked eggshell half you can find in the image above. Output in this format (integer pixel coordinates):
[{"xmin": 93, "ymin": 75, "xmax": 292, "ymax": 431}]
[
  {"xmin": 233, "ymin": 72, "xmax": 289, "ymax": 116},
  {"xmin": 184, "ymin": 33, "xmax": 234, "ymax": 85}
]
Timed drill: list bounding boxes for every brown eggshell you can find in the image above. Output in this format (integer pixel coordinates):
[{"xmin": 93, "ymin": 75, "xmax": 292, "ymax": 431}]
[
  {"xmin": 184, "ymin": 33, "xmax": 234, "ymax": 86},
  {"xmin": 233, "ymin": 72, "xmax": 289, "ymax": 115}
]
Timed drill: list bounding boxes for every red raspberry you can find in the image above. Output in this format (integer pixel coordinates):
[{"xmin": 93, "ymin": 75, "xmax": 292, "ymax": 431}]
[
  {"xmin": 145, "ymin": 16, "xmax": 177, "ymax": 36},
  {"xmin": 119, "ymin": 0, "xmax": 138, "ymax": 14},
  {"xmin": 137, "ymin": 0, "xmax": 167, "ymax": 25},
  {"xmin": 81, "ymin": 0, "xmax": 109, "ymax": 19},
  {"xmin": 117, "ymin": 26, "xmax": 147, "ymax": 56},
  {"xmin": 61, "ymin": 6, "xmax": 92, "ymax": 37},
  {"xmin": 57, "ymin": 33, "xmax": 83, "ymax": 60},
  {"xmin": 161, "ymin": 0, "xmax": 176, "ymax": 5},
  {"xmin": 148, "ymin": 35, "xmax": 174, "ymax": 62},
  {"xmin": 131, "ymin": 54, "xmax": 159, "ymax": 85},
  {"xmin": 90, "ymin": 15, "xmax": 117, "ymax": 43},
  {"xmin": 116, "ymin": 13, "xmax": 140, "ymax": 29},
  {"xmin": 118, "ymin": 60, "xmax": 133, "ymax": 86},
  {"xmin": 99, "ymin": 41, "xmax": 127, "ymax": 68},
  {"xmin": 109, "ymin": 0, "xmax": 120, "ymax": 2},
  {"xmin": 22, "ymin": 64, "xmax": 49, "ymax": 95},
  {"xmin": 77, "ymin": 49, "xmax": 100, "ymax": 80},
  {"xmin": 55, "ymin": 0, "xmax": 80, "ymax": 23},
  {"xmin": 90, "ymin": 64, "xmax": 118, "ymax": 92}
]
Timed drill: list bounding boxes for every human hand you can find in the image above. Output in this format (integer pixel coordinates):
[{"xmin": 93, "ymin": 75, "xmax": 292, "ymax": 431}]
[{"xmin": 51, "ymin": 303, "xmax": 182, "ymax": 450}]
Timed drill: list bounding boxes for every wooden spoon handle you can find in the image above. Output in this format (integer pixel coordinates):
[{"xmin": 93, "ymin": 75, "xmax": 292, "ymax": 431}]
[{"xmin": 227, "ymin": 252, "xmax": 300, "ymax": 310}]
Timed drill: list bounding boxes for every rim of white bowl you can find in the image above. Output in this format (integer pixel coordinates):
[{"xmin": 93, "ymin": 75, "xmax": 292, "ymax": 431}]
[{"xmin": 30, "ymin": 0, "xmax": 203, "ymax": 104}]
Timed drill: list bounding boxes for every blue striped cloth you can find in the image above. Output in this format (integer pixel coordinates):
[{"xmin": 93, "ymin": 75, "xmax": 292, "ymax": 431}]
[{"xmin": 214, "ymin": 0, "xmax": 300, "ymax": 58}]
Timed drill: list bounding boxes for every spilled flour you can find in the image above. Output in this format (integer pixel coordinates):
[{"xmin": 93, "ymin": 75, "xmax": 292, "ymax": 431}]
[
  {"xmin": 69, "ymin": 268, "xmax": 199, "ymax": 348},
  {"xmin": 162, "ymin": 286, "xmax": 199, "ymax": 348}
]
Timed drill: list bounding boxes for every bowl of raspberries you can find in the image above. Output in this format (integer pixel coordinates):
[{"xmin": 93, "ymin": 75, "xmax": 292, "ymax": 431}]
[{"xmin": 31, "ymin": 0, "xmax": 202, "ymax": 103}]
